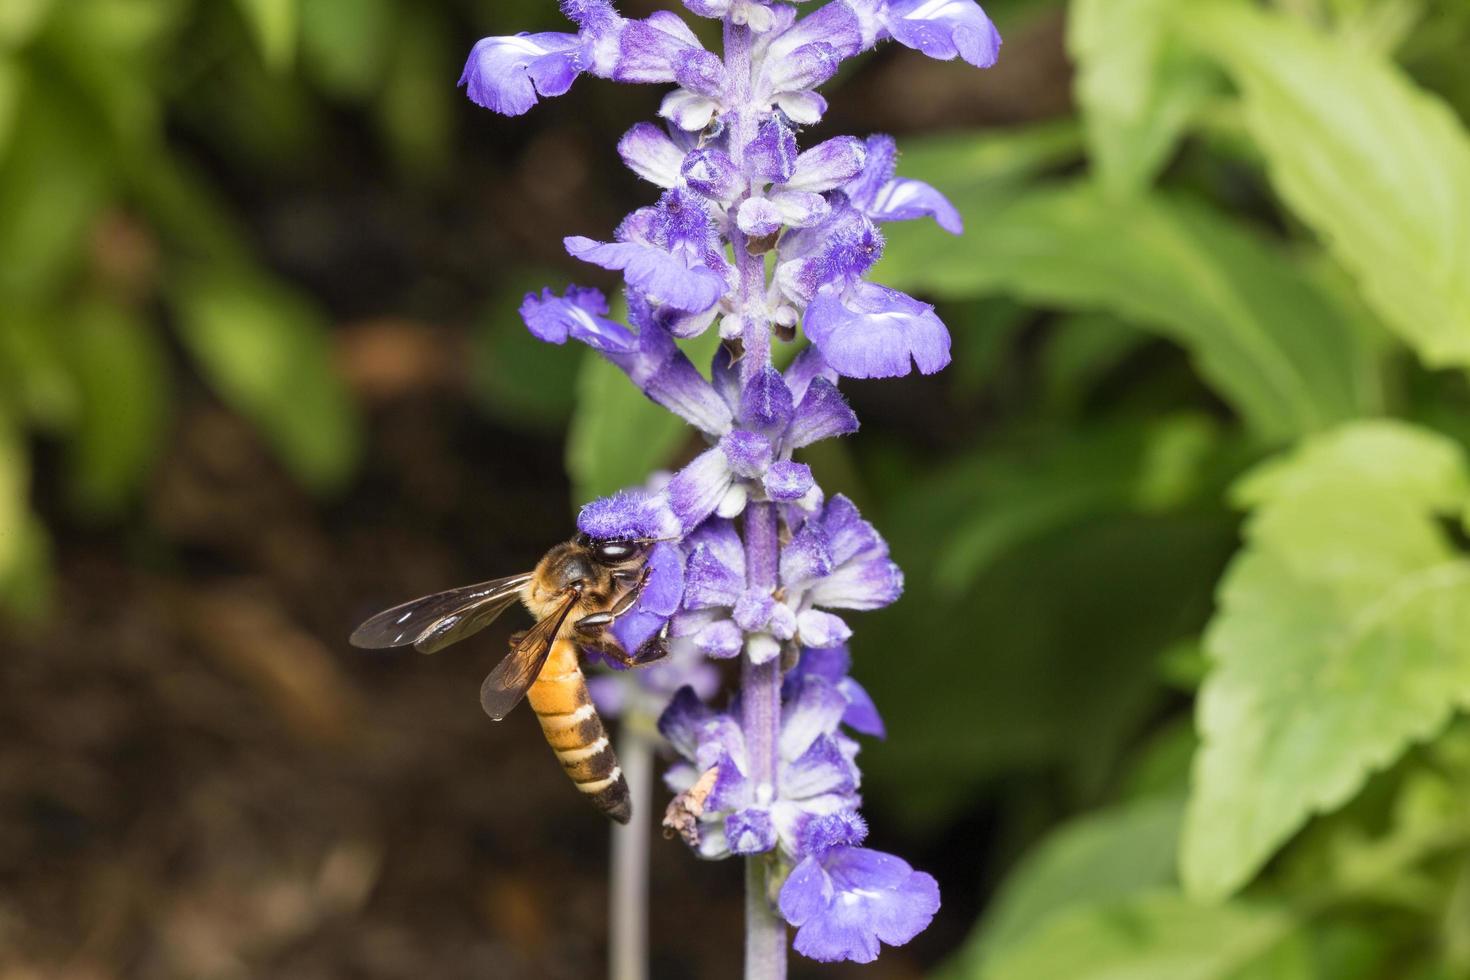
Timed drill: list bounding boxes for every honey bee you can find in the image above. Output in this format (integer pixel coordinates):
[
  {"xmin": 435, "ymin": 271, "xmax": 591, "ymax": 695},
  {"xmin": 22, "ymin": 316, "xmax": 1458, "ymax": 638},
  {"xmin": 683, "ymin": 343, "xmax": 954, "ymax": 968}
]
[{"xmin": 350, "ymin": 534, "xmax": 667, "ymax": 823}]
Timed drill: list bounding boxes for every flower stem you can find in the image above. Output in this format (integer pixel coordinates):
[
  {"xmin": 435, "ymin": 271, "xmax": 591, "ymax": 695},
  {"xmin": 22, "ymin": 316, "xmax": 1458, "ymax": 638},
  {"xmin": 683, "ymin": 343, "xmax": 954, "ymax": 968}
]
[
  {"xmin": 610, "ymin": 717, "xmax": 654, "ymax": 980},
  {"xmin": 725, "ymin": 13, "xmax": 785, "ymax": 976},
  {"xmin": 742, "ymin": 502, "xmax": 787, "ymax": 980}
]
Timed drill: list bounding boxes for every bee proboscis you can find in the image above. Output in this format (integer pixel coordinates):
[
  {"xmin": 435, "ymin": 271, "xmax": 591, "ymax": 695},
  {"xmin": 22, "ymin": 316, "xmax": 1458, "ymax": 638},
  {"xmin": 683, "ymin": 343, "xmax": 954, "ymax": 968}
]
[{"xmin": 350, "ymin": 533, "xmax": 667, "ymax": 823}]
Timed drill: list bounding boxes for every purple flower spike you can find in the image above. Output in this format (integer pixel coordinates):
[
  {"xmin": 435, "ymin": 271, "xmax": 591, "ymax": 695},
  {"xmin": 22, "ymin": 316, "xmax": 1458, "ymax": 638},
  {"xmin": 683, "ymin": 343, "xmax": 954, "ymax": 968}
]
[
  {"xmin": 882, "ymin": 0, "xmax": 1002, "ymax": 68},
  {"xmin": 459, "ymin": 0, "xmax": 1002, "ymax": 961},
  {"xmin": 459, "ymin": 33, "xmax": 585, "ymax": 116},
  {"xmin": 779, "ymin": 847, "xmax": 941, "ymax": 964},
  {"xmin": 804, "ymin": 283, "xmax": 952, "ymax": 378}
]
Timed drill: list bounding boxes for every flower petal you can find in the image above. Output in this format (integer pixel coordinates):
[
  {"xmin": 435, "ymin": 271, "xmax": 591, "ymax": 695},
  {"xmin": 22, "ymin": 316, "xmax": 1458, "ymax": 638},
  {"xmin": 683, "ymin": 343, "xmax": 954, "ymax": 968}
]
[
  {"xmin": 519, "ymin": 286, "xmax": 635, "ymax": 352},
  {"xmin": 820, "ymin": 494, "xmax": 885, "ymax": 566},
  {"xmin": 630, "ymin": 543, "xmax": 683, "ymax": 617},
  {"xmin": 565, "ymin": 236, "xmax": 726, "ymax": 312},
  {"xmin": 694, "ymin": 618, "xmax": 744, "ymax": 658},
  {"xmin": 658, "ymin": 685, "xmax": 713, "ymax": 760},
  {"xmin": 786, "ymin": 378, "xmax": 858, "ymax": 448},
  {"xmin": 660, "ymin": 88, "xmax": 721, "ymax": 130},
  {"xmin": 720, "ymin": 429, "xmax": 775, "ymax": 478},
  {"xmin": 682, "ymin": 147, "xmax": 745, "ymax": 202},
  {"xmin": 785, "ymin": 136, "xmax": 868, "ymax": 193},
  {"xmin": 726, "ymin": 807, "xmax": 778, "ymax": 854},
  {"xmin": 837, "ymin": 676, "xmax": 886, "ymax": 738},
  {"xmin": 796, "ymin": 609, "xmax": 852, "ymax": 649},
  {"xmin": 618, "ymin": 122, "xmax": 687, "ymax": 187},
  {"xmin": 781, "ymin": 677, "xmax": 850, "ymax": 762},
  {"xmin": 808, "ymin": 556, "xmax": 904, "ymax": 611},
  {"xmin": 747, "ymin": 632, "xmax": 782, "ymax": 665},
  {"xmin": 666, "ymin": 448, "xmax": 737, "ymax": 531},
  {"xmin": 782, "ymin": 346, "xmax": 839, "ymax": 405},
  {"xmin": 784, "ymin": 847, "xmax": 940, "ymax": 963},
  {"xmin": 577, "ymin": 489, "xmax": 680, "ymax": 541},
  {"xmin": 802, "ymin": 282, "xmax": 951, "ymax": 379},
  {"xmin": 883, "ymin": 0, "xmax": 1001, "ymax": 68},
  {"xmin": 604, "ymin": 321, "xmax": 733, "ymax": 435},
  {"xmin": 681, "ymin": 519, "xmax": 746, "ymax": 608},
  {"xmin": 867, "ymin": 177, "xmax": 963, "ymax": 234},
  {"xmin": 795, "ymin": 809, "xmax": 869, "ymax": 858},
  {"xmin": 778, "ymin": 856, "xmax": 834, "ymax": 926},
  {"xmin": 781, "ymin": 733, "xmax": 858, "ymax": 799},
  {"xmin": 459, "ymin": 33, "xmax": 583, "ymax": 116},
  {"xmin": 748, "ymin": 115, "xmax": 799, "ymax": 184},
  {"xmin": 764, "ymin": 461, "xmax": 815, "ymax": 502},
  {"xmin": 741, "ymin": 365, "xmax": 796, "ymax": 433},
  {"xmin": 780, "ymin": 519, "xmax": 834, "ymax": 588},
  {"xmin": 774, "ymin": 89, "xmax": 828, "ymax": 125}
]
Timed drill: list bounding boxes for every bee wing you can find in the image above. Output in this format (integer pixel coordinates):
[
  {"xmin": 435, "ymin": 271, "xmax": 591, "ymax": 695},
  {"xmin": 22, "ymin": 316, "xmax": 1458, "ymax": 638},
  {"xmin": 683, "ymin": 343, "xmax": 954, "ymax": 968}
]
[
  {"xmin": 479, "ymin": 589, "xmax": 580, "ymax": 721},
  {"xmin": 349, "ymin": 573, "xmax": 533, "ymax": 653}
]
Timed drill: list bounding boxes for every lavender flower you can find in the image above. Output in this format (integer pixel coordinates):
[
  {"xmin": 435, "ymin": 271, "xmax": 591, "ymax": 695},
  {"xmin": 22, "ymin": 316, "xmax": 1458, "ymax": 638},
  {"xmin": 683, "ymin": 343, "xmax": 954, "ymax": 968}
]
[
  {"xmin": 780, "ymin": 843, "xmax": 941, "ymax": 963},
  {"xmin": 463, "ymin": 0, "xmax": 998, "ymax": 970}
]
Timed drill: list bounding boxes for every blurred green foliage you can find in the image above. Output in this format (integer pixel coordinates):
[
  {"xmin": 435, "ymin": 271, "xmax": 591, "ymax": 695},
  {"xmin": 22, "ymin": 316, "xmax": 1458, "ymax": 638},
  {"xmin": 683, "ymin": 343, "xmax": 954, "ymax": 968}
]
[
  {"xmin": 866, "ymin": 0, "xmax": 1470, "ymax": 976},
  {"xmin": 5, "ymin": 0, "xmax": 1470, "ymax": 976}
]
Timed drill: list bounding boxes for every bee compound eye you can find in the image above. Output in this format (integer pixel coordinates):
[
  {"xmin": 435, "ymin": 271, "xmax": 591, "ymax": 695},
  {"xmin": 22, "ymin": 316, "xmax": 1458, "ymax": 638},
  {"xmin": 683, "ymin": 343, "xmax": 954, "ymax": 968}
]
[{"xmin": 593, "ymin": 540, "xmax": 639, "ymax": 564}]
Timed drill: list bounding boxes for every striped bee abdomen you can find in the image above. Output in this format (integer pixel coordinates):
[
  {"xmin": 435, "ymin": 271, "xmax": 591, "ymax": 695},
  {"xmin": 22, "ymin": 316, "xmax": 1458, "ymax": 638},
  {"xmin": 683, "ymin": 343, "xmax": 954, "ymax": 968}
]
[{"xmin": 526, "ymin": 638, "xmax": 631, "ymax": 823}]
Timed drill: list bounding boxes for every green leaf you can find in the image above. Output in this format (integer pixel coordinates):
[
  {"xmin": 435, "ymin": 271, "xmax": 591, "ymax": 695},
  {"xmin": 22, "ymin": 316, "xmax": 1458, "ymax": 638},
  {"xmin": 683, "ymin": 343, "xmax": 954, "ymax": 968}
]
[
  {"xmin": 1069, "ymin": 0, "xmax": 1218, "ymax": 195},
  {"xmin": 0, "ymin": 56, "xmax": 22, "ymax": 164},
  {"xmin": 0, "ymin": 0, "xmax": 53, "ymax": 49},
  {"xmin": 984, "ymin": 796, "xmax": 1186, "ymax": 960},
  {"xmin": 1182, "ymin": 2, "xmax": 1470, "ymax": 367},
  {"xmin": 0, "ymin": 84, "xmax": 112, "ymax": 300},
  {"xmin": 1183, "ymin": 420, "xmax": 1470, "ymax": 899},
  {"xmin": 126, "ymin": 148, "xmax": 253, "ymax": 268},
  {"xmin": 878, "ymin": 182, "xmax": 1380, "ymax": 441},
  {"xmin": 862, "ymin": 505, "xmax": 1234, "ymax": 827},
  {"xmin": 301, "ymin": 0, "xmax": 394, "ymax": 99},
  {"xmin": 0, "ymin": 306, "xmax": 79, "ymax": 431},
  {"xmin": 377, "ymin": 8, "xmax": 452, "ymax": 177},
  {"xmin": 234, "ymin": 0, "xmax": 296, "ymax": 71},
  {"xmin": 63, "ymin": 300, "xmax": 171, "ymax": 515},
  {"xmin": 171, "ymin": 268, "xmax": 361, "ymax": 494},
  {"xmin": 931, "ymin": 415, "xmax": 1223, "ymax": 594},
  {"xmin": 0, "ymin": 402, "xmax": 30, "ymax": 579},
  {"xmin": 889, "ymin": 120, "xmax": 1083, "ymax": 196},
  {"xmin": 565, "ymin": 328, "xmax": 721, "ymax": 505},
  {"xmin": 976, "ymin": 892, "xmax": 1304, "ymax": 980},
  {"xmin": 0, "ymin": 403, "xmax": 50, "ymax": 620},
  {"xmin": 1039, "ymin": 312, "xmax": 1151, "ymax": 415}
]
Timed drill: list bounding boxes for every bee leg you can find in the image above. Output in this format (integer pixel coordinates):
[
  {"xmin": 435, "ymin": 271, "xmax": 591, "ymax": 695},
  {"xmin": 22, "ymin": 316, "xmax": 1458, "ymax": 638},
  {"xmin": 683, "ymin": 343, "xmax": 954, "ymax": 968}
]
[
  {"xmin": 611, "ymin": 566, "xmax": 646, "ymax": 588},
  {"xmin": 573, "ymin": 612, "xmax": 614, "ymax": 639},
  {"xmin": 576, "ymin": 568, "xmax": 650, "ymax": 638},
  {"xmin": 508, "ymin": 629, "xmax": 528, "ymax": 650},
  {"xmin": 632, "ymin": 631, "xmax": 670, "ymax": 666},
  {"xmin": 610, "ymin": 565, "xmax": 652, "ymax": 604},
  {"xmin": 573, "ymin": 618, "xmax": 669, "ymax": 670}
]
